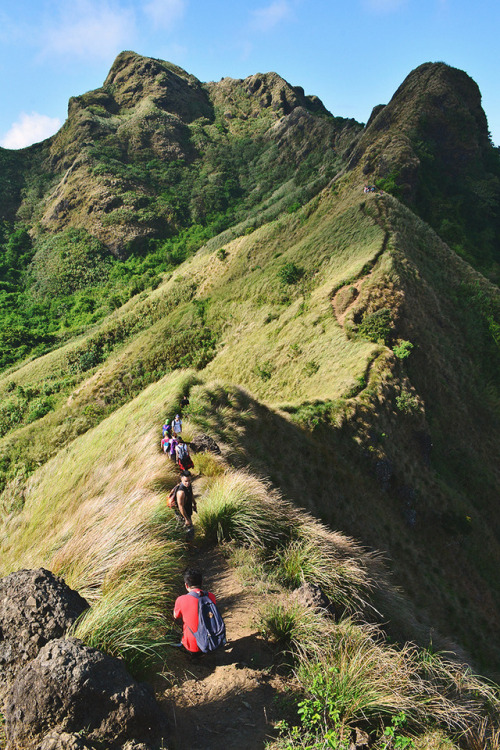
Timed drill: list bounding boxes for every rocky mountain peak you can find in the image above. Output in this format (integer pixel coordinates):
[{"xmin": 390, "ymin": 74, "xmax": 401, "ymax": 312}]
[
  {"xmin": 206, "ymin": 70, "xmax": 330, "ymax": 123},
  {"xmin": 350, "ymin": 61, "xmax": 491, "ymax": 198},
  {"xmin": 102, "ymin": 51, "xmax": 211, "ymax": 121}
]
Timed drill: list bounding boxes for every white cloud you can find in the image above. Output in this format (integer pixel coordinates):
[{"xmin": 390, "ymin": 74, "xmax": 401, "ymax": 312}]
[
  {"xmin": 1, "ymin": 112, "xmax": 62, "ymax": 149},
  {"xmin": 250, "ymin": 0, "xmax": 292, "ymax": 32},
  {"xmin": 143, "ymin": 0, "xmax": 186, "ymax": 29},
  {"xmin": 41, "ymin": 0, "xmax": 135, "ymax": 61}
]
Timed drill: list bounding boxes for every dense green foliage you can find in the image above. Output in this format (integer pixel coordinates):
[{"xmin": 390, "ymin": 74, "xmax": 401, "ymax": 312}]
[
  {"xmin": 412, "ymin": 133, "xmax": 500, "ymax": 283},
  {"xmin": 0, "ymin": 93, "xmax": 348, "ymax": 375}
]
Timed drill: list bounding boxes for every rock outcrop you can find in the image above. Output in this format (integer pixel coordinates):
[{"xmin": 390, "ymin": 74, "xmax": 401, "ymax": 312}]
[
  {"xmin": 4, "ymin": 638, "xmax": 168, "ymax": 750},
  {"xmin": 0, "ymin": 568, "xmax": 89, "ymax": 700},
  {"xmin": 189, "ymin": 433, "xmax": 221, "ymax": 455},
  {"xmin": 348, "ymin": 62, "xmax": 492, "ymax": 202}
]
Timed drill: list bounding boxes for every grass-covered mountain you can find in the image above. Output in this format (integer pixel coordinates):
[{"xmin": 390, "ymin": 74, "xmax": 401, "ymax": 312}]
[{"xmin": 1, "ymin": 52, "xmax": 499, "ymax": 748}]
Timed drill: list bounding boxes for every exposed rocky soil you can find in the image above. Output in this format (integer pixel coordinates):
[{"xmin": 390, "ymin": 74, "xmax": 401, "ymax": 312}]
[{"xmin": 0, "ymin": 548, "xmax": 288, "ymax": 750}]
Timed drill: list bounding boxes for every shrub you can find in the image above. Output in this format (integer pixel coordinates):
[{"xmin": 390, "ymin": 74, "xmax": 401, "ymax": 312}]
[
  {"xmin": 26, "ymin": 397, "xmax": 54, "ymax": 423},
  {"xmin": 358, "ymin": 308, "xmax": 393, "ymax": 344},
  {"xmin": 279, "ymin": 262, "xmax": 305, "ymax": 285},
  {"xmin": 375, "ymin": 170, "xmax": 401, "ymax": 198},
  {"xmin": 393, "ymin": 340, "xmax": 414, "ymax": 359},
  {"xmin": 29, "ymin": 228, "xmax": 112, "ymax": 297},
  {"xmin": 304, "ymin": 361, "xmax": 320, "ymax": 377},
  {"xmin": 395, "ymin": 390, "xmax": 420, "ymax": 415},
  {"xmin": 255, "ymin": 360, "xmax": 274, "ymax": 380}
]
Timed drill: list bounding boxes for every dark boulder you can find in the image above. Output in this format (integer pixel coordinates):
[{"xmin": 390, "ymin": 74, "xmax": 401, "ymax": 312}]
[
  {"xmin": 4, "ymin": 638, "xmax": 168, "ymax": 750},
  {"xmin": 0, "ymin": 568, "xmax": 89, "ymax": 699},
  {"xmin": 189, "ymin": 433, "xmax": 221, "ymax": 455}
]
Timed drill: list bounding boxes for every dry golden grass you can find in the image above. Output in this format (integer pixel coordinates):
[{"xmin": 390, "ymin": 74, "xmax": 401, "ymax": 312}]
[
  {"xmin": 0, "ymin": 371, "xmax": 198, "ymax": 670},
  {"xmin": 0, "ymin": 370, "xmax": 196, "ymax": 574},
  {"xmin": 197, "ymin": 468, "xmax": 380, "ymax": 614}
]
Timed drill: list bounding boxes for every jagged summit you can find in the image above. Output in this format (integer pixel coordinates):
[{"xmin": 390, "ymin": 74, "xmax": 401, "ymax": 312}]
[
  {"xmin": 105, "ymin": 50, "xmax": 198, "ymax": 87},
  {"xmin": 348, "ymin": 61, "xmax": 500, "ymax": 276},
  {"xmin": 351, "ymin": 61, "xmax": 491, "ymax": 195},
  {"xmin": 100, "ymin": 51, "xmax": 211, "ymax": 121},
  {"xmin": 207, "ymin": 70, "xmax": 330, "ymax": 119},
  {"xmin": 11, "ymin": 51, "xmax": 360, "ymax": 256}
]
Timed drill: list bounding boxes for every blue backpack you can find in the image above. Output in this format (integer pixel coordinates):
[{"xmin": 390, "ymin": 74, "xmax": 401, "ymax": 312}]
[
  {"xmin": 177, "ymin": 442, "xmax": 189, "ymax": 461},
  {"xmin": 187, "ymin": 591, "xmax": 226, "ymax": 653}
]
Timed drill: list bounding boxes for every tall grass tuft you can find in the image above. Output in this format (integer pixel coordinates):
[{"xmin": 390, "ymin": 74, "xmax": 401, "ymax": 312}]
[
  {"xmin": 197, "ymin": 470, "xmax": 299, "ymax": 548},
  {"xmin": 66, "ymin": 503, "xmax": 183, "ymax": 675},
  {"xmin": 275, "ymin": 523, "xmax": 376, "ymax": 612},
  {"xmin": 292, "ymin": 617, "xmax": 500, "ymax": 739},
  {"xmin": 69, "ymin": 517, "xmax": 183, "ymax": 675},
  {"xmin": 198, "ymin": 470, "xmax": 375, "ymax": 613},
  {"xmin": 259, "ymin": 595, "xmax": 334, "ymax": 656}
]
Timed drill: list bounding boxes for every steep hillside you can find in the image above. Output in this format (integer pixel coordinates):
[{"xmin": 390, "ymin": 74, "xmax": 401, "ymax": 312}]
[
  {"xmin": 1, "ymin": 178, "xmax": 499, "ymax": 674},
  {"xmin": 1, "ymin": 52, "xmax": 500, "ymax": 747},
  {"xmin": 350, "ymin": 62, "xmax": 500, "ymax": 282}
]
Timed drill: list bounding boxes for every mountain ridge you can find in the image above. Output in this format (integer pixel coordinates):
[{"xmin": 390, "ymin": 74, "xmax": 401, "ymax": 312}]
[{"xmin": 0, "ymin": 52, "xmax": 499, "ymax": 747}]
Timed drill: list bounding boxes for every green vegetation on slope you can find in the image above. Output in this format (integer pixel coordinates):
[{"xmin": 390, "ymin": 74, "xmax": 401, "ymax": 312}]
[
  {"xmin": 1, "ymin": 367, "xmax": 498, "ymax": 747},
  {"xmin": 0, "ymin": 53, "xmax": 500, "ymax": 748}
]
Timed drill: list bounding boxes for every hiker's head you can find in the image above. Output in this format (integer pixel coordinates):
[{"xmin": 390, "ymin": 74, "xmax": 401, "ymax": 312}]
[
  {"xmin": 184, "ymin": 567, "xmax": 202, "ymax": 589},
  {"xmin": 180, "ymin": 470, "xmax": 191, "ymax": 486}
]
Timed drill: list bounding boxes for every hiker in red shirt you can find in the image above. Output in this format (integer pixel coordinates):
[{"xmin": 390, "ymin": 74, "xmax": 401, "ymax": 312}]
[{"xmin": 173, "ymin": 568, "xmax": 216, "ymax": 653}]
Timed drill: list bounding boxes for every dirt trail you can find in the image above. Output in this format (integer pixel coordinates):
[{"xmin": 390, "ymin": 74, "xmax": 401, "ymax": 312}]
[{"xmin": 157, "ymin": 547, "xmax": 283, "ymax": 750}]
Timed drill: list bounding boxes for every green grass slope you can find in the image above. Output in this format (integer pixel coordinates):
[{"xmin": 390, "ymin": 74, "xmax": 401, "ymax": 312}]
[
  {"xmin": 0, "ymin": 365, "xmax": 498, "ymax": 749},
  {"xmin": 1, "ymin": 176, "xmax": 499, "ymax": 676}
]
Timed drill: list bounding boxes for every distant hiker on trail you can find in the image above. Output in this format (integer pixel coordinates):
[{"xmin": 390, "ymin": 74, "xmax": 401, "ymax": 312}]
[
  {"xmin": 176, "ymin": 437, "xmax": 194, "ymax": 471},
  {"xmin": 173, "ymin": 567, "xmax": 226, "ymax": 654},
  {"xmin": 180, "ymin": 394, "xmax": 190, "ymax": 410},
  {"xmin": 161, "ymin": 434, "xmax": 170, "ymax": 453},
  {"xmin": 168, "ymin": 470, "xmax": 196, "ymax": 538},
  {"xmin": 172, "ymin": 414, "xmax": 182, "ymax": 435},
  {"xmin": 162, "ymin": 421, "xmax": 172, "ymax": 439}
]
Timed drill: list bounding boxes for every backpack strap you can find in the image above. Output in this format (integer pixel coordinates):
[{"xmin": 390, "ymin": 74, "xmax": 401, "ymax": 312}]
[
  {"xmin": 185, "ymin": 590, "xmax": 203, "ymax": 638},
  {"xmin": 187, "ymin": 590, "xmax": 205, "ymax": 599}
]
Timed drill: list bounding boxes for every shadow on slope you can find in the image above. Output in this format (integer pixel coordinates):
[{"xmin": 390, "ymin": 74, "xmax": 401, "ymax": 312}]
[{"xmin": 186, "ymin": 378, "xmax": 499, "ymax": 675}]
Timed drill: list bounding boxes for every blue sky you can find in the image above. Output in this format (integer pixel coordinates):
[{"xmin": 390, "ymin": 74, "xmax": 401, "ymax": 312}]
[{"xmin": 1, "ymin": 0, "xmax": 499, "ymax": 149}]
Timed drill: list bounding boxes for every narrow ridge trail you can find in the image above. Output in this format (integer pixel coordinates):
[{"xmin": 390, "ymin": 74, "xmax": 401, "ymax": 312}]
[{"xmin": 157, "ymin": 547, "xmax": 285, "ymax": 750}]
